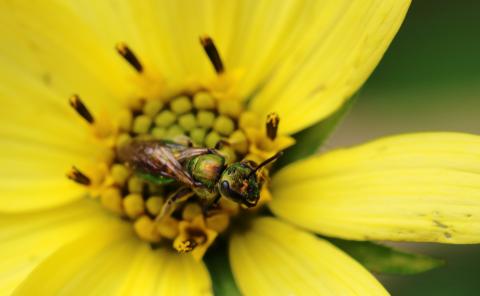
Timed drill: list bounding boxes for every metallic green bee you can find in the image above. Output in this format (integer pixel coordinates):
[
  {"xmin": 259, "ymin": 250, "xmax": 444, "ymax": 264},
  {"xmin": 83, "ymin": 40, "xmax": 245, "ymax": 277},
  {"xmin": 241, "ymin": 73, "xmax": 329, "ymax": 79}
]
[{"xmin": 118, "ymin": 140, "xmax": 282, "ymax": 218}]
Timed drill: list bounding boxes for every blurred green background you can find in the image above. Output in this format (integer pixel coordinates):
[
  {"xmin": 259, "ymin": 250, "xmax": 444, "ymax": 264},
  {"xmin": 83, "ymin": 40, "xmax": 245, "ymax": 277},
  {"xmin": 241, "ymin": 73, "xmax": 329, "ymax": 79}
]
[{"xmin": 329, "ymin": 1, "xmax": 480, "ymax": 295}]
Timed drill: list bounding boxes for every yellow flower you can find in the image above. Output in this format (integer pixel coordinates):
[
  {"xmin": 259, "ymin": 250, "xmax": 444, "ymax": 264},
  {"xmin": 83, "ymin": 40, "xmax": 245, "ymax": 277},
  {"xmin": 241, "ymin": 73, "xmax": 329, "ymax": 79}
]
[{"xmin": 6, "ymin": 1, "xmax": 479, "ymax": 295}]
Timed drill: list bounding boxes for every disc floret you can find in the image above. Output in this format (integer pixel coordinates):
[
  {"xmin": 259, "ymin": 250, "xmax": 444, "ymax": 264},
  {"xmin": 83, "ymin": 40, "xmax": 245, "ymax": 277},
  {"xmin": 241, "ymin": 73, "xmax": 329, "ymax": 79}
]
[{"xmin": 67, "ymin": 38, "xmax": 294, "ymax": 259}]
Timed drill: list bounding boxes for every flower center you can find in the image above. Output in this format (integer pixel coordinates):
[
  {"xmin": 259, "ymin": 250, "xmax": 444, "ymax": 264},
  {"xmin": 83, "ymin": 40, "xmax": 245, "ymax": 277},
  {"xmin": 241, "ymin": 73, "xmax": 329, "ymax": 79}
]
[{"xmin": 67, "ymin": 37, "xmax": 292, "ymax": 260}]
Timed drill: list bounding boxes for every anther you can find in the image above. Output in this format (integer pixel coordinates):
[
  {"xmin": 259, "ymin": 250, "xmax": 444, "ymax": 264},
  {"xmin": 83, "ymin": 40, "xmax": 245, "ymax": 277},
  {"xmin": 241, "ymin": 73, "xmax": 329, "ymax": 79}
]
[
  {"xmin": 266, "ymin": 113, "xmax": 280, "ymax": 140},
  {"xmin": 115, "ymin": 42, "xmax": 143, "ymax": 73},
  {"xmin": 199, "ymin": 36, "xmax": 224, "ymax": 74},
  {"xmin": 69, "ymin": 94, "xmax": 94, "ymax": 124},
  {"xmin": 177, "ymin": 239, "xmax": 197, "ymax": 253},
  {"xmin": 67, "ymin": 166, "xmax": 91, "ymax": 185}
]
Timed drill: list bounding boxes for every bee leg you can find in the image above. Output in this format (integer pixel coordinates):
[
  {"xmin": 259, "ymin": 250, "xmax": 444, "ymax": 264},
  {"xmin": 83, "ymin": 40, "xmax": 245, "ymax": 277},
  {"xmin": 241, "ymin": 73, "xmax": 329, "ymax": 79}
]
[
  {"xmin": 156, "ymin": 187, "xmax": 194, "ymax": 221},
  {"xmin": 201, "ymin": 195, "xmax": 222, "ymax": 217},
  {"xmin": 212, "ymin": 194, "xmax": 222, "ymax": 207},
  {"xmin": 201, "ymin": 203, "xmax": 210, "ymax": 218},
  {"xmin": 205, "ymin": 149, "xmax": 222, "ymax": 158},
  {"xmin": 214, "ymin": 139, "xmax": 231, "ymax": 149},
  {"xmin": 193, "ymin": 181, "xmax": 206, "ymax": 188}
]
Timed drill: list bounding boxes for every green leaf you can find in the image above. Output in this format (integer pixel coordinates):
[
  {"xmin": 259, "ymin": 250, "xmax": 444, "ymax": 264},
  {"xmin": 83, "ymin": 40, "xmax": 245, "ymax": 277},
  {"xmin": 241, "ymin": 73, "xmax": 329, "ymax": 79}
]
[
  {"xmin": 275, "ymin": 96, "xmax": 357, "ymax": 170},
  {"xmin": 204, "ymin": 239, "xmax": 242, "ymax": 296},
  {"xmin": 329, "ymin": 238, "xmax": 445, "ymax": 275}
]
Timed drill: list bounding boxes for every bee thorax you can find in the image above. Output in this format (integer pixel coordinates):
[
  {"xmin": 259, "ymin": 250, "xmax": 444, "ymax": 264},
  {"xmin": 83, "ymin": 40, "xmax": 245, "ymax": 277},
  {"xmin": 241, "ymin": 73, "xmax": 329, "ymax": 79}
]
[{"xmin": 187, "ymin": 154, "xmax": 225, "ymax": 188}]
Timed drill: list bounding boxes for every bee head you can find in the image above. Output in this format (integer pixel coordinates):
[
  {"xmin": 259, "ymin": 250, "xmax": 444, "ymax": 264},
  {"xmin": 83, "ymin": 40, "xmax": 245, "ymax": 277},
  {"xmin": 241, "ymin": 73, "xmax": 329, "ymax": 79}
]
[
  {"xmin": 218, "ymin": 162, "xmax": 260, "ymax": 208},
  {"xmin": 217, "ymin": 152, "xmax": 283, "ymax": 208}
]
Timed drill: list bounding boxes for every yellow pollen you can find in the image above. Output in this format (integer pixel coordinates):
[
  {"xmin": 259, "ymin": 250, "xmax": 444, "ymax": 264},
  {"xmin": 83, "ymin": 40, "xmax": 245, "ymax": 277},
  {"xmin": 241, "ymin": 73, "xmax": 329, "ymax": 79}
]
[
  {"xmin": 174, "ymin": 216, "xmax": 218, "ymax": 260},
  {"xmin": 206, "ymin": 213, "xmax": 230, "ymax": 233},
  {"xmin": 123, "ymin": 193, "xmax": 145, "ymax": 219},
  {"xmin": 182, "ymin": 203, "xmax": 203, "ymax": 221},
  {"xmin": 156, "ymin": 216, "xmax": 179, "ymax": 239},
  {"xmin": 100, "ymin": 187, "xmax": 123, "ymax": 214},
  {"xmin": 117, "ymin": 109, "xmax": 133, "ymax": 131},
  {"xmin": 145, "ymin": 196, "xmax": 164, "ymax": 216},
  {"xmin": 134, "ymin": 215, "xmax": 162, "ymax": 242},
  {"xmin": 239, "ymin": 111, "xmax": 260, "ymax": 130},
  {"xmin": 116, "ymin": 133, "xmax": 132, "ymax": 147},
  {"xmin": 110, "ymin": 164, "xmax": 130, "ymax": 186},
  {"xmin": 127, "ymin": 176, "xmax": 144, "ymax": 193},
  {"xmin": 218, "ymin": 100, "xmax": 243, "ymax": 118},
  {"xmin": 193, "ymin": 92, "xmax": 215, "ymax": 109},
  {"xmin": 175, "ymin": 239, "xmax": 197, "ymax": 253}
]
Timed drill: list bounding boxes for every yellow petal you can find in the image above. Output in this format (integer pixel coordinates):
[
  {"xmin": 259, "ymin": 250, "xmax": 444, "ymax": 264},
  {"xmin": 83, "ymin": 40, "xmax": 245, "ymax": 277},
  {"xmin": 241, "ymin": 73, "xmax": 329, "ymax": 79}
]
[
  {"xmin": 13, "ymin": 221, "xmax": 212, "ymax": 295},
  {"xmin": 249, "ymin": 0, "xmax": 411, "ymax": 134},
  {"xmin": 117, "ymin": 246, "xmax": 212, "ymax": 296},
  {"xmin": 0, "ymin": 0, "xmax": 131, "ymax": 111},
  {"xmin": 0, "ymin": 199, "xmax": 113, "ymax": 295},
  {"xmin": 65, "ymin": 0, "xmax": 409, "ymax": 129},
  {"xmin": 271, "ymin": 133, "xmax": 480, "ymax": 243},
  {"xmin": 65, "ymin": 0, "xmax": 314, "ymax": 92},
  {"xmin": 12, "ymin": 219, "xmax": 132, "ymax": 296},
  {"xmin": 3, "ymin": 0, "xmax": 409, "ymax": 134},
  {"xmin": 64, "ymin": 0, "xmax": 211, "ymax": 86},
  {"xmin": 0, "ymin": 1, "xmax": 123, "ymax": 212},
  {"xmin": 0, "ymin": 136, "xmax": 102, "ymax": 212},
  {"xmin": 229, "ymin": 217, "xmax": 387, "ymax": 295},
  {"xmin": 0, "ymin": 100, "xmax": 105, "ymax": 212}
]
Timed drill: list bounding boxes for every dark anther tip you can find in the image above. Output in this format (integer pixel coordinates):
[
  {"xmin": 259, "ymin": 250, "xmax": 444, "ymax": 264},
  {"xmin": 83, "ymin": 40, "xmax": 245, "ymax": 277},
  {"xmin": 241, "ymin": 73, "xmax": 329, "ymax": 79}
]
[
  {"xmin": 199, "ymin": 35, "xmax": 224, "ymax": 74},
  {"xmin": 115, "ymin": 42, "xmax": 143, "ymax": 73},
  {"xmin": 67, "ymin": 166, "xmax": 91, "ymax": 185},
  {"xmin": 69, "ymin": 94, "xmax": 94, "ymax": 124},
  {"xmin": 266, "ymin": 112, "xmax": 280, "ymax": 140}
]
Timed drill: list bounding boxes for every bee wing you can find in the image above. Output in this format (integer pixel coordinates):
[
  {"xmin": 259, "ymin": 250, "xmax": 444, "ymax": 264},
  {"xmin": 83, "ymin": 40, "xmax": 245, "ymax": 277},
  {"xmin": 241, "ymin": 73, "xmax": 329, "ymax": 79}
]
[
  {"xmin": 153, "ymin": 146, "xmax": 197, "ymax": 187},
  {"xmin": 118, "ymin": 140, "xmax": 216, "ymax": 188},
  {"xmin": 176, "ymin": 148, "xmax": 216, "ymax": 161}
]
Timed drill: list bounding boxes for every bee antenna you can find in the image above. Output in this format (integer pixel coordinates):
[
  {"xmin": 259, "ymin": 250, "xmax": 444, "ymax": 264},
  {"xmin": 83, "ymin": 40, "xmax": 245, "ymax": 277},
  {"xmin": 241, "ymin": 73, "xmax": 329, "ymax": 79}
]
[{"xmin": 250, "ymin": 151, "xmax": 283, "ymax": 177}]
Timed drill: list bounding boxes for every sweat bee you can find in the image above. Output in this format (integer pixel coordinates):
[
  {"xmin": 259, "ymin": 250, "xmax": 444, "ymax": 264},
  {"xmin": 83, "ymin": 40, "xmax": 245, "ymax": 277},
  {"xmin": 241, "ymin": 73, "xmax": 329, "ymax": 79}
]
[{"xmin": 118, "ymin": 140, "xmax": 282, "ymax": 218}]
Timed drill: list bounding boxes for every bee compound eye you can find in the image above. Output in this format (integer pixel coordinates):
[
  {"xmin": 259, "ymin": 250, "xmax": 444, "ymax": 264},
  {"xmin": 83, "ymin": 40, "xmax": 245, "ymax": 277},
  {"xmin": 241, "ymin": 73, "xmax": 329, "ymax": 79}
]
[
  {"xmin": 220, "ymin": 180, "xmax": 237, "ymax": 199},
  {"xmin": 221, "ymin": 180, "xmax": 230, "ymax": 193},
  {"xmin": 220, "ymin": 180, "xmax": 245, "ymax": 204}
]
